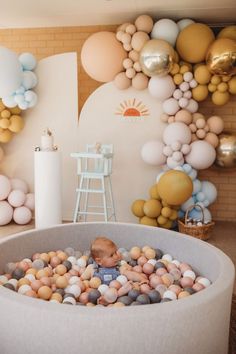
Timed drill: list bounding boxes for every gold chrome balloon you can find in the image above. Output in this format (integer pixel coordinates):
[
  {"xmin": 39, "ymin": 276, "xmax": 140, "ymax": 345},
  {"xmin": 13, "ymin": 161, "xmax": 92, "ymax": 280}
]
[
  {"xmin": 206, "ymin": 38, "xmax": 236, "ymax": 76},
  {"xmin": 139, "ymin": 39, "xmax": 175, "ymax": 77},
  {"xmin": 215, "ymin": 132, "xmax": 236, "ymax": 168}
]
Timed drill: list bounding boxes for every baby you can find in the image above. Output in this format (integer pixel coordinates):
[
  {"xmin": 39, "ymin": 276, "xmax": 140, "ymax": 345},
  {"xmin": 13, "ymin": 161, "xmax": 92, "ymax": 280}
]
[{"xmin": 89, "ymin": 236, "xmax": 147, "ymax": 285}]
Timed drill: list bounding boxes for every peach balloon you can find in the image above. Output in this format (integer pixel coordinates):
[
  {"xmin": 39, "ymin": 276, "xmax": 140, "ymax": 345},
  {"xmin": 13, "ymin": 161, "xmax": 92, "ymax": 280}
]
[
  {"xmin": 175, "ymin": 109, "xmax": 192, "ymax": 125},
  {"xmin": 131, "ymin": 31, "xmax": 150, "ymax": 52},
  {"xmin": 113, "ymin": 72, "xmax": 131, "ymax": 89},
  {"xmin": 81, "ymin": 31, "xmax": 127, "ymax": 82},
  {"xmin": 207, "ymin": 116, "xmax": 224, "ymax": 134},
  {"xmin": 205, "ymin": 132, "xmax": 219, "ymax": 148},
  {"xmin": 135, "ymin": 15, "xmax": 154, "ymax": 33},
  {"xmin": 132, "ymin": 73, "xmax": 149, "ymax": 90},
  {"xmin": 0, "ymin": 146, "xmax": 4, "ymax": 162}
]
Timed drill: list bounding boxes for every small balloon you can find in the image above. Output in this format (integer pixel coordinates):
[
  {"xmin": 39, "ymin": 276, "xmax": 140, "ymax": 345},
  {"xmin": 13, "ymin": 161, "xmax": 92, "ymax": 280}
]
[
  {"xmin": 139, "ymin": 39, "xmax": 175, "ymax": 77},
  {"xmin": 206, "ymin": 38, "xmax": 236, "ymax": 76}
]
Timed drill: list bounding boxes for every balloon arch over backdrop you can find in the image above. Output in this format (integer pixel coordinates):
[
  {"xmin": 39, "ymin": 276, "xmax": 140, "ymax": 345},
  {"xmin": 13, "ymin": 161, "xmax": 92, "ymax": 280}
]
[{"xmin": 81, "ymin": 15, "xmax": 236, "ymax": 229}]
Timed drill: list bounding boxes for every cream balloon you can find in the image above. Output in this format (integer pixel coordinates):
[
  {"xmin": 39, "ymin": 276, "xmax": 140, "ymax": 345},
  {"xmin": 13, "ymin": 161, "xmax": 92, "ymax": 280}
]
[
  {"xmin": 185, "ymin": 140, "xmax": 216, "ymax": 169},
  {"xmin": 139, "ymin": 39, "xmax": 175, "ymax": 77}
]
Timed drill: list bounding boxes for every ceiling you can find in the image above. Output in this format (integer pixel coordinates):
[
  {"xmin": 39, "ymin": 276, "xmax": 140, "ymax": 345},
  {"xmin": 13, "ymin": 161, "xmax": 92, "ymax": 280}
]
[{"xmin": 0, "ymin": 0, "xmax": 235, "ymax": 29}]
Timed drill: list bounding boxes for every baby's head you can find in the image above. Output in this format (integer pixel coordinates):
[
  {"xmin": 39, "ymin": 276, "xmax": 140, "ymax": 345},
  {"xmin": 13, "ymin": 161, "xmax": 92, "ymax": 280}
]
[{"xmin": 91, "ymin": 236, "xmax": 121, "ymax": 268}]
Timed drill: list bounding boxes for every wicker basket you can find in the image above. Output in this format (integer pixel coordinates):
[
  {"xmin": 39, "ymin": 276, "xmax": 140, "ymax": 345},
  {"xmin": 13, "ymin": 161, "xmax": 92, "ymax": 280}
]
[{"xmin": 178, "ymin": 204, "xmax": 215, "ymax": 241}]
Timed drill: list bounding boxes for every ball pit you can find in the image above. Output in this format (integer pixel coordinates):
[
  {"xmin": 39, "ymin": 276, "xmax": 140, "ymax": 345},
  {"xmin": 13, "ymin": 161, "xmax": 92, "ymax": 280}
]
[{"xmin": 0, "ymin": 222, "xmax": 234, "ymax": 354}]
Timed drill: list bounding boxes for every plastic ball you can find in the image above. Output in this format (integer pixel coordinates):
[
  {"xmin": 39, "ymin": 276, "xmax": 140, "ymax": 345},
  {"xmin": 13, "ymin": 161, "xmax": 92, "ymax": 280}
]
[
  {"xmin": 13, "ymin": 206, "xmax": 32, "ymax": 225},
  {"xmin": 143, "ymin": 199, "xmax": 162, "ymax": 218},
  {"xmin": 176, "ymin": 23, "xmax": 215, "ymax": 63},
  {"xmin": 0, "ymin": 201, "xmax": 13, "ymax": 225},
  {"xmin": 157, "ymin": 170, "xmax": 193, "ymax": 205},
  {"xmin": 8, "ymin": 189, "xmax": 26, "ymax": 207}
]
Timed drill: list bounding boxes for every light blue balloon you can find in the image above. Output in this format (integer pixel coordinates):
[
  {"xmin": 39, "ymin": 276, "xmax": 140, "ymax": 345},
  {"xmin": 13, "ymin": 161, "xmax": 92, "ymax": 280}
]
[
  {"xmin": 178, "ymin": 210, "xmax": 185, "ymax": 218},
  {"xmin": 2, "ymin": 95, "xmax": 17, "ymax": 108},
  {"xmin": 196, "ymin": 191, "xmax": 205, "ymax": 202},
  {"xmin": 201, "ymin": 181, "xmax": 217, "ymax": 204},
  {"xmin": 188, "ymin": 169, "xmax": 197, "ymax": 180},
  {"xmin": 203, "ymin": 199, "xmax": 210, "ymax": 207},
  {"xmin": 22, "ymin": 71, "xmax": 38, "ymax": 90},
  {"xmin": 188, "ymin": 207, "xmax": 212, "ymax": 222},
  {"xmin": 193, "ymin": 179, "xmax": 202, "ymax": 194},
  {"xmin": 182, "ymin": 163, "xmax": 192, "ymax": 174},
  {"xmin": 174, "ymin": 165, "xmax": 184, "ymax": 172},
  {"xmin": 19, "ymin": 52, "xmax": 37, "ymax": 71},
  {"xmin": 18, "ymin": 100, "xmax": 29, "ymax": 110},
  {"xmin": 14, "ymin": 94, "xmax": 25, "ymax": 104},
  {"xmin": 28, "ymin": 92, "xmax": 37, "ymax": 108},
  {"xmin": 181, "ymin": 197, "xmax": 195, "ymax": 212},
  {"xmin": 15, "ymin": 85, "xmax": 25, "ymax": 95}
]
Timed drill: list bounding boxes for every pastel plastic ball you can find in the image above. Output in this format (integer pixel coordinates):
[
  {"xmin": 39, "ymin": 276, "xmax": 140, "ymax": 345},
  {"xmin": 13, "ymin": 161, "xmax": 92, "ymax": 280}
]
[
  {"xmin": 135, "ymin": 15, "xmax": 153, "ymax": 33},
  {"xmin": 13, "ymin": 206, "xmax": 32, "ymax": 225},
  {"xmin": 0, "ymin": 201, "xmax": 13, "ymax": 225},
  {"xmin": 148, "ymin": 75, "xmax": 175, "ymax": 100},
  {"xmin": 24, "ymin": 193, "xmax": 35, "ymax": 211},
  {"xmin": 19, "ymin": 52, "xmax": 37, "ymax": 71},
  {"xmin": 157, "ymin": 170, "xmax": 193, "ymax": 205},
  {"xmin": 141, "ymin": 140, "xmax": 166, "ymax": 166},
  {"xmin": 162, "ymin": 98, "xmax": 179, "ymax": 115},
  {"xmin": 185, "ymin": 140, "xmax": 216, "ymax": 169},
  {"xmin": 163, "ymin": 122, "xmax": 192, "ymax": 145},
  {"xmin": 207, "ymin": 116, "xmax": 224, "ymax": 134},
  {"xmin": 8, "ymin": 189, "xmax": 26, "ymax": 207},
  {"xmin": 151, "ymin": 19, "xmax": 179, "ymax": 46},
  {"xmin": 0, "ymin": 175, "xmax": 11, "ymax": 200},
  {"xmin": 81, "ymin": 31, "xmax": 127, "ymax": 82},
  {"xmin": 176, "ymin": 23, "xmax": 215, "ymax": 63},
  {"xmin": 10, "ymin": 178, "xmax": 28, "ymax": 193}
]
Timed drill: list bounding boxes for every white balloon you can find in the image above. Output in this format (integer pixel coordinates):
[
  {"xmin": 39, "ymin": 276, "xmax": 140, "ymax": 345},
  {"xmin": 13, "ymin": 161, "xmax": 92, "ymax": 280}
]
[
  {"xmin": 167, "ymin": 156, "xmax": 184, "ymax": 168},
  {"xmin": 163, "ymin": 98, "xmax": 179, "ymax": 115},
  {"xmin": 186, "ymin": 99, "xmax": 198, "ymax": 113},
  {"xmin": 163, "ymin": 122, "xmax": 192, "ymax": 145},
  {"xmin": 0, "ymin": 46, "xmax": 23, "ymax": 98},
  {"xmin": 177, "ymin": 19, "xmax": 195, "ymax": 31},
  {"xmin": 151, "ymin": 19, "xmax": 179, "ymax": 46},
  {"xmin": 2, "ymin": 95, "xmax": 17, "ymax": 108},
  {"xmin": 141, "ymin": 140, "xmax": 166, "ymax": 166},
  {"xmin": 148, "ymin": 75, "xmax": 175, "ymax": 101},
  {"xmin": 185, "ymin": 140, "xmax": 216, "ymax": 169}
]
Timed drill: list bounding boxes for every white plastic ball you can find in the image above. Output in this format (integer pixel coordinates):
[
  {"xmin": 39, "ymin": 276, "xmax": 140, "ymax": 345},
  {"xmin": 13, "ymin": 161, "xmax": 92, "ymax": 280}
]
[
  {"xmin": 0, "ymin": 201, "xmax": 13, "ymax": 225},
  {"xmin": 197, "ymin": 277, "xmax": 211, "ymax": 287},
  {"xmin": 98, "ymin": 284, "xmax": 109, "ymax": 295},
  {"xmin": 8, "ymin": 189, "xmax": 26, "ymax": 207},
  {"xmin": 163, "ymin": 290, "xmax": 177, "ymax": 300},
  {"xmin": 77, "ymin": 258, "xmax": 87, "ymax": 268},
  {"xmin": 162, "ymin": 254, "xmax": 173, "ymax": 262},
  {"xmin": 0, "ymin": 175, "xmax": 11, "ymax": 200},
  {"xmin": 183, "ymin": 270, "xmax": 196, "ymax": 280},
  {"xmin": 13, "ymin": 206, "xmax": 32, "ymax": 225}
]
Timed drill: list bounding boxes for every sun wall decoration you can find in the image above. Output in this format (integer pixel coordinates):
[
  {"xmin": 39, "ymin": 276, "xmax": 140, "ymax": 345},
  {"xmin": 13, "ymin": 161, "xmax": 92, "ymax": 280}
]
[
  {"xmin": 80, "ymin": 15, "xmax": 236, "ymax": 229},
  {"xmin": 115, "ymin": 98, "xmax": 150, "ymax": 121}
]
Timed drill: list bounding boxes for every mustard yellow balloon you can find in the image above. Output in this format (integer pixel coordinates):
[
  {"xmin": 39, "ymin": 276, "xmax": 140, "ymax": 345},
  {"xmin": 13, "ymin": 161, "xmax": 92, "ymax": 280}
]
[
  {"xmin": 169, "ymin": 209, "xmax": 178, "ymax": 220},
  {"xmin": 131, "ymin": 199, "xmax": 145, "ymax": 218},
  {"xmin": 0, "ymin": 129, "xmax": 12, "ymax": 143},
  {"xmin": 208, "ymin": 83, "xmax": 217, "ymax": 92},
  {"xmin": 10, "ymin": 106, "xmax": 22, "ymax": 115},
  {"xmin": 143, "ymin": 199, "xmax": 162, "ymax": 218},
  {"xmin": 173, "ymin": 73, "xmax": 183, "ymax": 85},
  {"xmin": 161, "ymin": 220, "xmax": 173, "ymax": 229},
  {"xmin": 157, "ymin": 215, "xmax": 168, "ymax": 225},
  {"xmin": 140, "ymin": 216, "xmax": 158, "ymax": 227},
  {"xmin": 217, "ymin": 26, "xmax": 236, "ymax": 41},
  {"xmin": 194, "ymin": 65, "xmax": 211, "ymax": 84},
  {"xmin": 206, "ymin": 38, "xmax": 236, "ymax": 76},
  {"xmin": 0, "ymin": 118, "xmax": 10, "ymax": 129},
  {"xmin": 192, "ymin": 85, "xmax": 209, "ymax": 101},
  {"xmin": 211, "ymin": 90, "xmax": 230, "ymax": 105},
  {"xmin": 0, "ymin": 100, "xmax": 5, "ymax": 112},
  {"xmin": 228, "ymin": 76, "xmax": 236, "ymax": 94},
  {"xmin": 157, "ymin": 170, "xmax": 193, "ymax": 205},
  {"xmin": 8, "ymin": 115, "xmax": 24, "ymax": 133},
  {"xmin": 217, "ymin": 82, "xmax": 228, "ymax": 93},
  {"xmin": 1, "ymin": 109, "xmax": 11, "ymax": 119},
  {"xmin": 211, "ymin": 75, "xmax": 221, "ymax": 85},
  {"xmin": 149, "ymin": 184, "xmax": 161, "ymax": 200},
  {"xmin": 176, "ymin": 23, "xmax": 215, "ymax": 63},
  {"xmin": 161, "ymin": 206, "xmax": 172, "ymax": 218}
]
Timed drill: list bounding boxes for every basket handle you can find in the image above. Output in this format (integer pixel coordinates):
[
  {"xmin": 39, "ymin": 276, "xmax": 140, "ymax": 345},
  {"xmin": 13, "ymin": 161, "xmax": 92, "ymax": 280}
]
[{"xmin": 184, "ymin": 204, "xmax": 205, "ymax": 225}]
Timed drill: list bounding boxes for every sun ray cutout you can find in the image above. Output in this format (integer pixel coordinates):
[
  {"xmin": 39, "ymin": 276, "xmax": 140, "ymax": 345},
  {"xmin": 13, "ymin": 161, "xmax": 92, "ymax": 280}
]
[{"xmin": 115, "ymin": 98, "xmax": 150, "ymax": 118}]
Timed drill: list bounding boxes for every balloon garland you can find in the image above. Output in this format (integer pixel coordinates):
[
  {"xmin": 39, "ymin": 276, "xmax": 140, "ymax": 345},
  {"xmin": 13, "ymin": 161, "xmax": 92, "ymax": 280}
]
[{"xmin": 80, "ymin": 15, "xmax": 236, "ymax": 229}]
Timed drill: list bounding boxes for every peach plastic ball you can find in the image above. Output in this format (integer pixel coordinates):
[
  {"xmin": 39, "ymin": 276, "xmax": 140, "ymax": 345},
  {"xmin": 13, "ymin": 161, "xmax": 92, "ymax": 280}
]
[
  {"xmin": 141, "ymin": 140, "xmax": 166, "ymax": 165},
  {"xmin": 148, "ymin": 75, "xmax": 175, "ymax": 100},
  {"xmin": 132, "ymin": 73, "xmax": 149, "ymax": 90},
  {"xmin": 13, "ymin": 206, "xmax": 32, "ymax": 225},
  {"xmin": 24, "ymin": 193, "xmax": 35, "ymax": 211},
  {"xmin": 175, "ymin": 109, "xmax": 192, "ymax": 125},
  {"xmin": 0, "ymin": 201, "xmax": 13, "ymax": 225},
  {"xmin": 163, "ymin": 122, "xmax": 192, "ymax": 145},
  {"xmin": 151, "ymin": 19, "xmax": 179, "ymax": 47},
  {"xmin": 10, "ymin": 178, "xmax": 28, "ymax": 193},
  {"xmin": 143, "ymin": 199, "xmax": 162, "ymax": 218},
  {"xmin": 8, "ymin": 189, "xmax": 26, "ymax": 207},
  {"xmin": 162, "ymin": 98, "xmax": 179, "ymax": 115},
  {"xmin": 131, "ymin": 31, "xmax": 150, "ymax": 52},
  {"xmin": 207, "ymin": 116, "xmax": 224, "ymax": 134},
  {"xmin": 176, "ymin": 23, "xmax": 215, "ymax": 63},
  {"xmin": 0, "ymin": 175, "xmax": 11, "ymax": 200},
  {"xmin": 135, "ymin": 15, "xmax": 154, "ymax": 33},
  {"xmin": 81, "ymin": 31, "xmax": 127, "ymax": 82},
  {"xmin": 185, "ymin": 140, "xmax": 216, "ymax": 169},
  {"xmin": 157, "ymin": 170, "xmax": 193, "ymax": 205},
  {"xmin": 131, "ymin": 200, "xmax": 145, "ymax": 218},
  {"xmin": 114, "ymin": 72, "xmax": 131, "ymax": 89}
]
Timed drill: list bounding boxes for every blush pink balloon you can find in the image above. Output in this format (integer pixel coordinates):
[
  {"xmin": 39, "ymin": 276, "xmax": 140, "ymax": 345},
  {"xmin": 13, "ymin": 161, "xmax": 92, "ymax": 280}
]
[
  {"xmin": 163, "ymin": 122, "xmax": 192, "ymax": 145},
  {"xmin": 13, "ymin": 206, "xmax": 32, "ymax": 225},
  {"xmin": 8, "ymin": 189, "xmax": 26, "ymax": 207},
  {"xmin": 185, "ymin": 140, "xmax": 216, "ymax": 169},
  {"xmin": 0, "ymin": 175, "xmax": 11, "ymax": 200},
  {"xmin": 141, "ymin": 140, "xmax": 166, "ymax": 166},
  {"xmin": 0, "ymin": 201, "xmax": 13, "ymax": 225}
]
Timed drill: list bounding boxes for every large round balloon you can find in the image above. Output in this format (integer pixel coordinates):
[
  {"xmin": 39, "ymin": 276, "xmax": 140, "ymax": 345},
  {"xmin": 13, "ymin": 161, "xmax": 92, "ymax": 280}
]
[
  {"xmin": 139, "ymin": 39, "xmax": 175, "ymax": 77},
  {"xmin": 151, "ymin": 19, "xmax": 179, "ymax": 47},
  {"xmin": 141, "ymin": 140, "xmax": 166, "ymax": 166},
  {"xmin": 185, "ymin": 140, "xmax": 216, "ymax": 169},
  {"xmin": 176, "ymin": 23, "xmax": 215, "ymax": 63},
  {"xmin": 157, "ymin": 170, "xmax": 193, "ymax": 205},
  {"xmin": 201, "ymin": 181, "xmax": 217, "ymax": 204},
  {"xmin": 0, "ymin": 46, "xmax": 23, "ymax": 98},
  {"xmin": 148, "ymin": 75, "xmax": 175, "ymax": 100},
  {"xmin": 215, "ymin": 133, "xmax": 236, "ymax": 168},
  {"xmin": 81, "ymin": 32, "xmax": 127, "ymax": 82},
  {"xmin": 163, "ymin": 122, "xmax": 192, "ymax": 145},
  {"xmin": 206, "ymin": 38, "xmax": 236, "ymax": 76}
]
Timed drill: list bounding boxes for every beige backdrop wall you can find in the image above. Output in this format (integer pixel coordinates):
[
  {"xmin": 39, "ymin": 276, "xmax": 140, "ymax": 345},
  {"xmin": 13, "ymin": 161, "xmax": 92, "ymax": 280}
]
[{"xmin": 0, "ymin": 25, "xmax": 235, "ymax": 221}]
